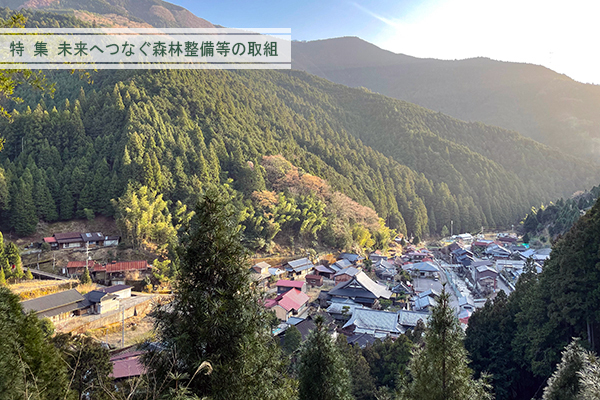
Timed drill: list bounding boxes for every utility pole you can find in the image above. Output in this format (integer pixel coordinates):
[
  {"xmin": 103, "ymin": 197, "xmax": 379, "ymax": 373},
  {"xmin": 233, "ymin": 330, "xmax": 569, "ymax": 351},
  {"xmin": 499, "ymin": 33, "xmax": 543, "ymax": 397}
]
[
  {"xmin": 122, "ymin": 306, "xmax": 125, "ymax": 348},
  {"xmin": 451, "ymin": 220, "xmax": 454, "ymax": 237},
  {"xmin": 52, "ymin": 252, "xmax": 56, "ymax": 273}
]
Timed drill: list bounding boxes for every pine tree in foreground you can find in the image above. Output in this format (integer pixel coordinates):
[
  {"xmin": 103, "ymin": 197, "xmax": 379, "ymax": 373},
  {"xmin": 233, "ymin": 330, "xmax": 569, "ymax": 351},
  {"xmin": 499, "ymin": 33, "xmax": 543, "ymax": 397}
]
[
  {"xmin": 80, "ymin": 266, "xmax": 92, "ymax": 284},
  {"xmin": 143, "ymin": 188, "xmax": 295, "ymax": 400},
  {"xmin": 297, "ymin": 315, "xmax": 353, "ymax": 400},
  {"xmin": 401, "ymin": 287, "xmax": 493, "ymax": 400},
  {"xmin": 0, "ymin": 286, "xmax": 74, "ymax": 399},
  {"xmin": 542, "ymin": 338, "xmax": 588, "ymax": 400}
]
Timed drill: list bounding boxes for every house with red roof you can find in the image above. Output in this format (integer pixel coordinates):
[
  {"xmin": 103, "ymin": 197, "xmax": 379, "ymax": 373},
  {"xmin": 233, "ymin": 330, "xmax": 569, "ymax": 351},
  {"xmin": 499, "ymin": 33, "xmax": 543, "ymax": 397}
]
[
  {"xmin": 43, "ymin": 236, "xmax": 58, "ymax": 250},
  {"xmin": 276, "ymin": 279, "xmax": 307, "ymax": 294},
  {"xmin": 265, "ymin": 288, "xmax": 310, "ymax": 321},
  {"xmin": 64, "ymin": 260, "xmax": 101, "ymax": 277},
  {"xmin": 110, "ymin": 350, "xmax": 145, "ymax": 381},
  {"xmin": 93, "ymin": 261, "xmax": 150, "ymax": 282}
]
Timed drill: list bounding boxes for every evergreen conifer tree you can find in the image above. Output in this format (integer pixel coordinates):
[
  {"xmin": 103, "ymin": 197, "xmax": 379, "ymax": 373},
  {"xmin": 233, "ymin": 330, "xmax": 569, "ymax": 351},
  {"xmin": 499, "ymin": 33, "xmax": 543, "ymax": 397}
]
[
  {"xmin": 542, "ymin": 339, "xmax": 588, "ymax": 400},
  {"xmin": 143, "ymin": 189, "xmax": 294, "ymax": 400},
  {"xmin": 0, "ymin": 287, "xmax": 74, "ymax": 399},
  {"xmin": 0, "ymin": 267, "xmax": 5, "ymax": 285},
  {"xmin": 401, "ymin": 287, "xmax": 493, "ymax": 400},
  {"xmin": 283, "ymin": 324, "xmax": 302, "ymax": 355},
  {"xmin": 80, "ymin": 267, "xmax": 92, "ymax": 285},
  {"xmin": 297, "ymin": 315, "xmax": 353, "ymax": 400}
]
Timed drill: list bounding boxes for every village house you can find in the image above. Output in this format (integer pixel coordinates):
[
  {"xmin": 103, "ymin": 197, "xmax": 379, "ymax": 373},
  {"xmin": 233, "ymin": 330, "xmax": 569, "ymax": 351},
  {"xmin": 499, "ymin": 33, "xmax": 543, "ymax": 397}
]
[
  {"xmin": 52, "ymin": 232, "xmax": 84, "ymax": 249},
  {"xmin": 342, "ymin": 308, "xmax": 402, "ymax": 339},
  {"xmin": 104, "ymin": 235, "xmax": 121, "ymax": 247},
  {"xmin": 397, "ymin": 310, "xmax": 430, "ymax": 333},
  {"xmin": 100, "ymin": 284, "xmax": 132, "ymax": 299},
  {"xmin": 288, "ymin": 313, "xmax": 336, "ymax": 341},
  {"xmin": 441, "ymin": 241, "xmax": 463, "ymax": 255},
  {"xmin": 413, "ymin": 293, "xmax": 438, "ymax": 312},
  {"xmin": 485, "ymin": 243, "xmax": 511, "ymax": 259},
  {"xmin": 519, "ymin": 248, "xmax": 552, "ymax": 263},
  {"xmin": 404, "ymin": 261, "xmax": 440, "ymax": 278},
  {"xmin": 328, "ymin": 270, "xmax": 392, "ymax": 308},
  {"xmin": 81, "ymin": 232, "xmax": 105, "ymax": 247},
  {"xmin": 265, "ymin": 288, "xmax": 310, "ymax": 321},
  {"xmin": 458, "ymin": 296, "xmax": 475, "ymax": 311},
  {"xmin": 86, "ymin": 290, "xmax": 120, "ymax": 314},
  {"xmin": 338, "ymin": 253, "xmax": 364, "ymax": 265},
  {"xmin": 332, "ymin": 258, "xmax": 352, "ymax": 271},
  {"xmin": 305, "ymin": 274, "xmax": 323, "ymax": 287},
  {"xmin": 44, "ymin": 232, "xmax": 120, "ymax": 250},
  {"xmin": 314, "ymin": 265, "xmax": 336, "ymax": 279},
  {"xmin": 333, "ymin": 266, "xmax": 362, "ymax": 285},
  {"xmin": 284, "ymin": 257, "xmax": 314, "ymax": 278},
  {"xmin": 64, "ymin": 260, "xmax": 102, "ymax": 277},
  {"xmin": 42, "ymin": 236, "xmax": 59, "ymax": 250},
  {"xmin": 346, "ymin": 332, "xmax": 378, "ymax": 348},
  {"xmin": 369, "ymin": 251, "xmax": 388, "ymax": 263},
  {"xmin": 110, "ymin": 349, "xmax": 145, "ymax": 381},
  {"xmin": 472, "ymin": 264, "xmax": 499, "ymax": 294},
  {"xmin": 249, "ymin": 261, "xmax": 271, "ymax": 288},
  {"xmin": 404, "ymin": 251, "xmax": 431, "ymax": 262},
  {"xmin": 326, "ymin": 298, "xmax": 364, "ymax": 321},
  {"xmin": 20, "ymin": 289, "xmax": 90, "ymax": 323},
  {"xmin": 93, "ymin": 260, "xmax": 150, "ymax": 284},
  {"xmin": 373, "ymin": 259, "xmax": 398, "ymax": 281},
  {"xmin": 276, "ymin": 279, "xmax": 307, "ymax": 294}
]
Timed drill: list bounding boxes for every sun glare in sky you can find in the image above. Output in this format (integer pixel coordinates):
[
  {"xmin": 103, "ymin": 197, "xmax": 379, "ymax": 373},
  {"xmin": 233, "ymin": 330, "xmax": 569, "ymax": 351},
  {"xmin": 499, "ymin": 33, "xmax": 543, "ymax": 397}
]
[
  {"xmin": 178, "ymin": 0, "xmax": 600, "ymax": 84},
  {"xmin": 361, "ymin": 0, "xmax": 600, "ymax": 84}
]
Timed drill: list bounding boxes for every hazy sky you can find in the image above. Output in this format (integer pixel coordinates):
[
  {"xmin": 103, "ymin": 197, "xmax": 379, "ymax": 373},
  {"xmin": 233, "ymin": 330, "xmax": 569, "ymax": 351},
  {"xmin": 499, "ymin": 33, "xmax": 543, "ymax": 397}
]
[{"xmin": 177, "ymin": 0, "xmax": 600, "ymax": 85}]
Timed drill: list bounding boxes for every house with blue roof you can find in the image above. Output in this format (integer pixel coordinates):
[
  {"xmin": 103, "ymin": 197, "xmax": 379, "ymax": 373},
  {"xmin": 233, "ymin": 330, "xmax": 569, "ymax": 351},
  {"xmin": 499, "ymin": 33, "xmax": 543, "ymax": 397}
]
[{"xmin": 284, "ymin": 257, "xmax": 314, "ymax": 278}]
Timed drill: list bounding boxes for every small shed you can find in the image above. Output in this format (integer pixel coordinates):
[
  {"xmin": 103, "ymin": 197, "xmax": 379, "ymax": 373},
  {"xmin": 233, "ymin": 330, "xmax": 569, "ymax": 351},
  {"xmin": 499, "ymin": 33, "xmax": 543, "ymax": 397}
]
[{"xmin": 305, "ymin": 274, "xmax": 323, "ymax": 287}]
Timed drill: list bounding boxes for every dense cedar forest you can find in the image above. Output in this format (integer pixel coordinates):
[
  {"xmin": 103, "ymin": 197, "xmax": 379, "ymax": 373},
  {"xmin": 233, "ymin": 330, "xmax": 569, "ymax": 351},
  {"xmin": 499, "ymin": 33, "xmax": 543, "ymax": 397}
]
[
  {"xmin": 0, "ymin": 0, "xmax": 214, "ymax": 28},
  {"xmin": 0, "ymin": 67, "xmax": 598, "ymax": 247},
  {"xmin": 293, "ymin": 37, "xmax": 600, "ymax": 160},
  {"xmin": 520, "ymin": 185, "xmax": 600, "ymax": 244},
  {"xmin": 466, "ymin": 195, "xmax": 600, "ymax": 400}
]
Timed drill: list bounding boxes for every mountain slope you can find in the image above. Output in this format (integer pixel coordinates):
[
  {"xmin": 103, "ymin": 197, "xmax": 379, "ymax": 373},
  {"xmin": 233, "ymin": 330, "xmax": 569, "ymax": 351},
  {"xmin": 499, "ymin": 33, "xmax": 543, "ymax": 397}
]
[
  {"xmin": 292, "ymin": 37, "xmax": 600, "ymax": 161},
  {"xmin": 2, "ymin": 69, "xmax": 598, "ymax": 243},
  {"xmin": 0, "ymin": 0, "xmax": 214, "ymax": 28}
]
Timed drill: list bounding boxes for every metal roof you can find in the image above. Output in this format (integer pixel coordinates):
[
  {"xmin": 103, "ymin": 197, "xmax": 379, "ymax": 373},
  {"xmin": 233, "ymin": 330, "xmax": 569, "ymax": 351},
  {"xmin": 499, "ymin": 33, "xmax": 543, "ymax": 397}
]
[
  {"xmin": 102, "ymin": 285, "xmax": 132, "ymax": 294},
  {"xmin": 333, "ymin": 266, "xmax": 360, "ymax": 277},
  {"xmin": 94, "ymin": 261, "xmax": 149, "ymax": 273},
  {"xmin": 329, "ymin": 271, "xmax": 391, "ymax": 299},
  {"xmin": 405, "ymin": 261, "xmax": 440, "ymax": 272},
  {"xmin": 339, "ymin": 253, "xmax": 363, "ymax": 262},
  {"xmin": 343, "ymin": 308, "xmax": 401, "ymax": 334},
  {"xmin": 21, "ymin": 289, "xmax": 84, "ymax": 314},
  {"xmin": 286, "ymin": 257, "xmax": 312, "ymax": 269},
  {"xmin": 333, "ymin": 259, "xmax": 352, "ymax": 269},
  {"xmin": 87, "ymin": 290, "xmax": 118, "ymax": 303},
  {"xmin": 81, "ymin": 232, "xmax": 104, "ymax": 241},
  {"xmin": 277, "ymin": 289, "xmax": 309, "ymax": 312},
  {"xmin": 397, "ymin": 310, "xmax": 430, "ymax": 327},
  {"xmin": 251, "ymin": 261, "xmax": 271, "ymax": 270},
  {"xmin": 414, "ymin": 296, "xmax": 437, "ymax": 310},
  {"xmin": 276, "ymin": 280, "xmax": 305, "ymax": 289}
]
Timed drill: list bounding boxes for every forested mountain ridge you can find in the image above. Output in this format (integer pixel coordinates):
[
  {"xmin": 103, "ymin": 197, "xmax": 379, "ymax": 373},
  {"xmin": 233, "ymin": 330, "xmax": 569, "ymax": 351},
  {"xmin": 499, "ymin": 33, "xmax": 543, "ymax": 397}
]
[
  {"xmin": 0, "ymin": 0, "xmax": 214, "ymax": 28},
  {"xmin": 292, "ymin": 37, "xmax": 600, "ymax": 161},
  {"xmin": 1, "ymin": 68, "xmax": 597, "ymax": 248}
]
